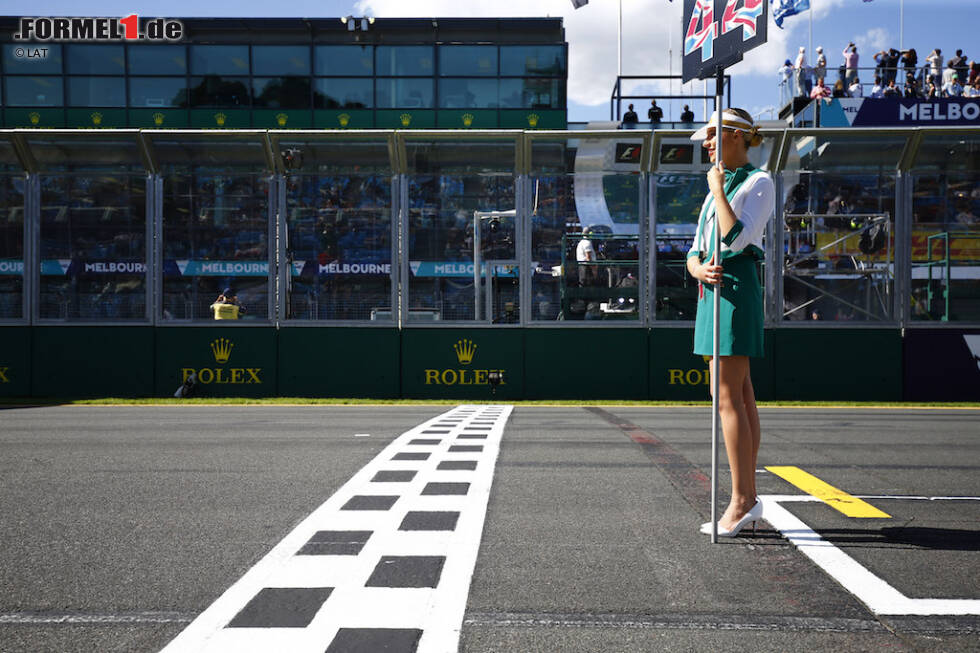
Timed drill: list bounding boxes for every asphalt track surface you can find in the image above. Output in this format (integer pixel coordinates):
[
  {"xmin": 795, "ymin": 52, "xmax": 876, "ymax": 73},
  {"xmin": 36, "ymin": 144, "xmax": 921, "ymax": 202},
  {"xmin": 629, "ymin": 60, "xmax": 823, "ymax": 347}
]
[{"xmin": 0, "ymin": 405, "xmax": 978, "ymax": 652}]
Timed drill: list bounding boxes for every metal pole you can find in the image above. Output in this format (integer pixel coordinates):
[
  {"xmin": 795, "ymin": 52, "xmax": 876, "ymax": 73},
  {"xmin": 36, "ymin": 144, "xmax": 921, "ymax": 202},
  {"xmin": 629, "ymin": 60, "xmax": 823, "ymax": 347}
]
[
  {"xmin": 711, "ymin": 67, "xmax": 724, "ymax": 545},
  {"xmin": 900, "ymin": 0, "xmax": 904, "ymax": 51},
  {"xmin": 618, "ymin": 0, "xmax": 623, "ymax": 78},
  {"xmin": 473, "ymin": 212, "xmax": 481, "ymax": 321}
]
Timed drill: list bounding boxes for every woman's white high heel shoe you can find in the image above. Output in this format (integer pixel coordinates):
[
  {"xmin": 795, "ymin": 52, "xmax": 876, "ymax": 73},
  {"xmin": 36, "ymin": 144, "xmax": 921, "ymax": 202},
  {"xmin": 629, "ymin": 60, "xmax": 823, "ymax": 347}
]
[{"xmin": 699, "ymin": 499, "xmax": 763, "ymax": 537}]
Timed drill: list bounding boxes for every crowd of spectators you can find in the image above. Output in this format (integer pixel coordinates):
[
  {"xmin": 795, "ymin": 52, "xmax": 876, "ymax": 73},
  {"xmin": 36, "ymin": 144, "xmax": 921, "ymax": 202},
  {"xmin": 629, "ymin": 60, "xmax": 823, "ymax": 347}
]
[{"xmin": 782, "ymin": 43, "xmax": 979, "ymax": 103}]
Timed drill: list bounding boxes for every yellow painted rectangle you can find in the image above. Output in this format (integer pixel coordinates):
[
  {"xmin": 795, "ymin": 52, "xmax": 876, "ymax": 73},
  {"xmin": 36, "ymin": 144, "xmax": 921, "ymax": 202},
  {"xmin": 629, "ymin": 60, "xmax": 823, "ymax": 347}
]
[{"xmin": 766, "ymin": 465, "xmax": 891, "ymax": 518}]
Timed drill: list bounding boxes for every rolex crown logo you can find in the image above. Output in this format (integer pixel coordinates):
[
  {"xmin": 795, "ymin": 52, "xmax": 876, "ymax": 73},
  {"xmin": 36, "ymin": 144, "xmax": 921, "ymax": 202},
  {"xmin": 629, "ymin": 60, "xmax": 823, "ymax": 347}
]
[
  {"xmin": 338, "ymin": 113, "xmax": 351, "ymax": 127},
  {"xmin": 29, "ymin": 112, "xmax": 40, "ymax": 125},
  {"xmin": 462, "ymin": 113, "xmax": 475, "ymax": 127},
  {"xmin": 276, "ymin": 112, "xmax": 288, "ymax": 127},
  {"xmin": 215, "ymin": 112, "xmax": 227, "ymax": 127},
  {"xmin": 152, "ymin": 112, "xmax": 165, "ymax": 126},
  {"xmin": 453, "ymin": 339, "xmax": 477, "ymax": 366},
  {"xmin": 91, "ymin": 112, "xmax": 103, "ymax": 126},
  {"xmin": 527, "ymin": 113, "xmax": 540, "ymax": 127},
  {"xmin": 210, "ymin": 338, "xmax": 234, "ymax": 364},
  {"xmin": 399, "ymin": 113, "xmax": 412, "ymax": 127}
]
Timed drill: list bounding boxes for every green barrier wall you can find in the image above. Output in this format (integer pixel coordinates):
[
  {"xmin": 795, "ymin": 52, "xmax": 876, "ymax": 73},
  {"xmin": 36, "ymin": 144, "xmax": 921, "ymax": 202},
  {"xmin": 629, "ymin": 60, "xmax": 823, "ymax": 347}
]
[
  {"xmin": 525, "ymin": 328, "xmax": 648, "ymax": 399},
  {"xmin": 401, "ymin": 328, "xmax": 523, "ymax": 399},
  {"xmin": 154, "ymin": 327, "xmax": 278, "ymax": 398},
  {"xmin": 32, "ymin": 326, "xmax": 154, "ymax": 397},
  {"xmin": 648, "ymin": 327, "xmax": 775, "ymax": 401},
  {"xmin": 278, "ymin": 328, "xmax": 400, "ymax": 398},
  {"xmin": 771, "ymin": 328, "xmax": 902, "ymax": 401},
  {"xmin": 0, "ymin": 327, "xmax": 31, "ymax": 397}
]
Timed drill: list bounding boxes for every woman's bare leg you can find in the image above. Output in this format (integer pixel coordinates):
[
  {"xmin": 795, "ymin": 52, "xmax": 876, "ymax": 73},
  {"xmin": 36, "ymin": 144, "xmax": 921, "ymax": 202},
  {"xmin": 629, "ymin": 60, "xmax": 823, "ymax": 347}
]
[
  {"xmin": 710, "ymin": 355, "xmax": 757, "ymax": 528},
  {"xmin": 742, "ymin": 369, "xmax": 761, "ymax": 499}
]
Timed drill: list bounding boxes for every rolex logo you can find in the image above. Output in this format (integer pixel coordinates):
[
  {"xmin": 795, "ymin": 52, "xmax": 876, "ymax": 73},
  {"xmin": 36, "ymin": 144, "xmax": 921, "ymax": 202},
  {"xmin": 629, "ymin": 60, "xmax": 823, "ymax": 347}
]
[
  {"xmin": 453, "ymin": 339, "xmax": 477, "ymax": 366},
  {"xmin": 462, "ymin": 113, "xmax": 474, "ymax": 127},
  {"xmin": 400, "ymin": 113, "xmax": 412, "ymax": 127},
  {"xmin": 338, "ymin": 113, "xmax": 351, "ymax": 127},
  {"xmin": 276, "ymin": 112, "xmax": 288, "ymax": 127},
  {"xmin": 527, "ymin": 113, "xmax": 540, "ymax": 127},
  {"xmin": 29, "ymin": 112, "xmax": 40, "ymax": 125},
  {"xmin": 91, "ymin": 112, "xmax": 103, "ymax": 126},
  {"xmin": 152, "ymin": 112, "xmax": 165, "ymax": 126},
  {"xmin": 210, "ymin": 338, "xmax": 234, "ymax": 364},
  {"xmin": 215, "ymin": 112, "xmax": 227, "ymax": 127}
]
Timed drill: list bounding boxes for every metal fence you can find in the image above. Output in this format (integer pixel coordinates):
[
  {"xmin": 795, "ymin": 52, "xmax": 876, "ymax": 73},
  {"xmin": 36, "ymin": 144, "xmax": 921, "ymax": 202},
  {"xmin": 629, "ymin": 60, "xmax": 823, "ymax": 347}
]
[{"xmin": 0, "ymin": 126, "xmax": 977, "ymax": 328}]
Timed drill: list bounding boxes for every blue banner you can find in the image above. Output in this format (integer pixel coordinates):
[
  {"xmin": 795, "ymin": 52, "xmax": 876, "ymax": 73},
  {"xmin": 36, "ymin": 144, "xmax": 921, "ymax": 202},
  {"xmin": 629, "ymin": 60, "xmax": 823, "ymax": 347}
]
[
  {"xmin": 819, "ymin": 98, "xmax": 980, "ymax": 127},
  {"xmin": 772, "ymin": 0, "xmax": 809, "ymax": 29},
  {"xmin": 409, "ymin": 261, "xmax": 519, "ymax": 278},
  {"xmin": 0, "ymin": 259, "xmax": 24, "ymax": 276}
]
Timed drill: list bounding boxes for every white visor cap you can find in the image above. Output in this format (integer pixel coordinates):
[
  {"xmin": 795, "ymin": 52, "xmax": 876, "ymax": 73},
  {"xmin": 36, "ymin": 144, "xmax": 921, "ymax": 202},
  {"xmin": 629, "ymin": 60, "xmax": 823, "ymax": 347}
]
[{"xmin": 689, "ymin": 110, "xmax": 754, "ymax": 141}]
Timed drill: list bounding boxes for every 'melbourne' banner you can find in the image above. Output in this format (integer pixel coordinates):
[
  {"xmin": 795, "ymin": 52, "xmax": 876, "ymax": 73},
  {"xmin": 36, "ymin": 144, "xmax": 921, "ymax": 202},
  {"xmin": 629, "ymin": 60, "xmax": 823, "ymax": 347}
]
[
  {"xmin": 682, "ymin": 0, "xmax": 767, "ymax": 82},
  {"xmin": 820, "ymin": 98, "xmax": 980, "ymax": 127}
]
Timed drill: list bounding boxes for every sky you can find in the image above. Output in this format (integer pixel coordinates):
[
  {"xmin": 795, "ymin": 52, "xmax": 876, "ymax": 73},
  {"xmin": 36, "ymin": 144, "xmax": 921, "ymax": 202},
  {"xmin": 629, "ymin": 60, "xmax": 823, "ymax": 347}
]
[{"xmin": 5, "ymin": 0, "xmax": 977, "ymax": 123}]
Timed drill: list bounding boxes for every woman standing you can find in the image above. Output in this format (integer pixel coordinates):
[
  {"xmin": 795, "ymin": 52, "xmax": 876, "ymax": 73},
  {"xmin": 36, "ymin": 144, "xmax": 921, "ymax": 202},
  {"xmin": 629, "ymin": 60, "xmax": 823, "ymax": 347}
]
[{"xmin": 686, "ymin": 108, "xmax": 775, "ymax": 537}]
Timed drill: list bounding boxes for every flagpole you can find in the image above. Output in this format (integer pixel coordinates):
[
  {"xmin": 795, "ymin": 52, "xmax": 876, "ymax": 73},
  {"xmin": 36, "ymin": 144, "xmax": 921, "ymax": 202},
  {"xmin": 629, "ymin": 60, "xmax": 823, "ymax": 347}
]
[
  {"xmin": 808, "ymin": 0, "xmax": 813, "ymax": 63},
  {"xmin": 710, "ymin": 66, "xmax": 723, "ymax": 545},
  {"xmin": 900, "ymin": 0, "xmax": 904, "ymax": 51},
  {"xmin": 618, "ymin": 0, "xmax": 622, "ymax": 78}
]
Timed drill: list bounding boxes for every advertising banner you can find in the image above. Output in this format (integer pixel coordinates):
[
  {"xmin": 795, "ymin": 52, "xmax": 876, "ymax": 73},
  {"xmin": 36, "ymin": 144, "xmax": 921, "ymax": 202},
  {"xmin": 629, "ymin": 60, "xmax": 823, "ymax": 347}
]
[{"xmin": 819, "ymin": 98, "xmax": 980, "ymax": 127}]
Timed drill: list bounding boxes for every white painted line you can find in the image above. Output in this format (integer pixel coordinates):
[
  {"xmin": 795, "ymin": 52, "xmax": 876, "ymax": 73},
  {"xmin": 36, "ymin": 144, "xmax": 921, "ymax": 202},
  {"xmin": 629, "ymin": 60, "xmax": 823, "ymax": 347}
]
[
  {"xmin": 160, "ymin": 404, "xmax": 512, "ymax": 653},
  {"xmin": 353, "ymin": 433, "xmax": 371, "ymax": 438},
  {"xmin": 761, "ymin": 495, "xmax": 980, "ymax": 616}
]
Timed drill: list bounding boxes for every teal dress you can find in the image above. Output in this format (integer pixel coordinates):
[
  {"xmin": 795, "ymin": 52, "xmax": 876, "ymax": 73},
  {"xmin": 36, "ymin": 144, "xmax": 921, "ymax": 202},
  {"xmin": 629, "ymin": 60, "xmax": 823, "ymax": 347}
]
[{"xmin": 691, "ymin": 165, "xmax": 765, "ymax": 358}]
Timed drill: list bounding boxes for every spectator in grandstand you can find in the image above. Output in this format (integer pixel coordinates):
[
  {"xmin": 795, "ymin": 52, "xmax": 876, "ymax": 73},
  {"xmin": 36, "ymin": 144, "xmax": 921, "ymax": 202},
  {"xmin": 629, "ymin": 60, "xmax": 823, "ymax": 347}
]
[
  {"xmin": 964, "ymin": 79, "xmax": 980, "ymax": 98},
  {"xmin": 832, "ymin": 80, "xmax": 848, "ymax": 98},
  {"xmin": 883, "ymin": 79, "xmax": 901, "ymax": 98},
  {"xmin": 795, "ymin": 46, "xmax": 811, "ymax": 96},
  {"xmin": 870, "ymin": 76, "xmax": 885, "ymax": 99},
  {"xmin": 942, "ymin": 60, "xmax": 958, "ymax": 88},
  {"xmin": 849, "ymin": 77, "xmax": 863, "ymax": 98},
  {"xmin": 927, "ymin": 48, "xmax": 943, "ymax": 87},
  {"xmin": 687, "ymin": 107, "xmax": 774, "ymax": 538},
  {"xmin": 680, "ymin": 104, "xmax": 695, "ymax": 123},
  {"xmin": 943, "ymin": 75, "xmax": 963, "ymax": 97},
  {"xmin": 622, "ymin": 104, "xmax": 639, "ymax": 127},
  {"xmin": 950, "ymin": 49, "xmax": 969, "ymax": 83},
  {"xmin": 843, "ymin": 43, "xmax": 859, "ymax": 86},
  {"xmin": 904, "ymin": 79, "xmax": 920, "ymax": 99},
  {"xmin": 969, "ymin": 61, "xmax": 980, "ymax": 86},
  {"xmin": 813, "ymin": 46, "xmax": 827, "ymax": 85},
  {"xmin": 210, "ymin": 287, "xmax": 246, "ymax": 320},
  {"xmin": 925, "ymin": 80, "xmax": 940, "ymax": 100},
  {"xmin": 648, "ymin": 100, "xmax": 663, "ymax": 123},
  {"xmin": 900, "ymin": 48, "xmax": 918, "ymax": 79},
  {"xmin": 810, "ymin": 77, "xmax": 832, "ymax": 100},
  {"xmin": 779, "ymin": 59, "xmax": 794, "ymax": 105}
]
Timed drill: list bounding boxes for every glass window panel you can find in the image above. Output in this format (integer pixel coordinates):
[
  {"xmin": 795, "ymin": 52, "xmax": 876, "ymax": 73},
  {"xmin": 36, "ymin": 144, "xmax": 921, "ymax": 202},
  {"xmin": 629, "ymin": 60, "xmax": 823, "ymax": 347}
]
[
  {"xmin": 38, "ymin": 174, "xmax": 147, "ymax": 321},
  {"xmin": 5, "ymin": 76, "xmax": 63, "ymax": 106},
  {"xmin": 252, "ymin": 77, "xmax": 311, "ymax": 109},
  {"xmin": 148, "ymin": 136, "xmax": 269, "ymax": 170},
  {"xmin": 781, "ymin": 133, "xmax": 903, "ymax": 322},
  {"xmin": 275, "ymin": 139, "xmax": 392, "ymax": 174},
  {"xmin": 127, "ymin": 45, "xmax": 187, "ymax": 74},
  {"xmin": 190, "ymin": 45, "xmax": 249, "ymax": 75},
  {"xmin": 24, "ymin": 135, "xmax": 143, "ymax": 170},
  {"xmin": 188, "ymin": 76, "xmax": 249, "ymax": 107},
  {"xmin": 314, "ymin": 78, "xmax": 373, "ymax": 109},
  {"xmin": 314, "ymin": 45, "xmax": 373, "ymax": 76},
  {"xmin": 3, "ymin": 44, "xmax": 63, "ymax": 74},
  {"xmin": 405, "ymin": 140, "xmax": 517, "ymax": 322},
  {"xmin": 909, "ymin": 135, "xmax": 980, "ymax": 322},
  {"xmin": 439, "ymin": 46, "xmax": 497, "ymax": 77},
  {"xmin": 67, "ymin": 76, "xmax": 125, "ymax": 107},
  {"xmin": 376, "ymin": 46, "xmax": 433, "ymax": 76},
  {"xmin": 499, "ymin": 78, "xmax": 563, "ymax": 109},
  {"xmin": 129, "ymin": 77, "xmax": 187, "ymax": 108},
  {"xmin": 0, "ymin": 175, "xmax": 26, "ymax": 319},
  {"xmin": 65, "ymin": 45, "xmax": 124, "ymax": 74},
  {"xmin": 500, "ymin": 45, "xmax": 566, "ymax": 76},
  {"xmin": 284, "ymin": 173, "xmax": 392, "ymax": 320},
  {"xmin": 528, "ymin": 138, "xmax": 642, "ymax": 322},
  {"xmin": 161, "ymin": 170, "xmax": 271, "ymax": 321},
  {"xmin": 252, "ymin": 45, "xmax": 310, "ymax": 76},
  {"xmin": 438, "ymin": 78, "xmax": 497, "ymax": 109},
  {"xmin": 375, "ymin": 78, "xmax": 433, "ymax": 109},
  {"xmin": 653, "ymin": 171, "xmax": 707, "ymax": 320}
]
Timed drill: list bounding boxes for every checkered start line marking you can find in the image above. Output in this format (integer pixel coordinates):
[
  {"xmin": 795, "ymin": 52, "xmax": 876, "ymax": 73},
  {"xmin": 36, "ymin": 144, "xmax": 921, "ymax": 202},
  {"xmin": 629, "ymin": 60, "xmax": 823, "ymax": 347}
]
[{"xmin": 160, "ymin": 404, "xmax": 512, "ymax": 653}]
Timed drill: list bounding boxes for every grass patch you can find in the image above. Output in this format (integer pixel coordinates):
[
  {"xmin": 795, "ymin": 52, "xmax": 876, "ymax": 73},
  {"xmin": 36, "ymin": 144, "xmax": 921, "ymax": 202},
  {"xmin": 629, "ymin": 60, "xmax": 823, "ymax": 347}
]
[{"xmin": 1, "ymin": 397, "xmax": 977, "ymax": 409}]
